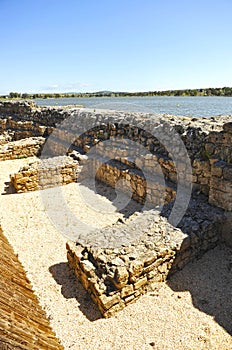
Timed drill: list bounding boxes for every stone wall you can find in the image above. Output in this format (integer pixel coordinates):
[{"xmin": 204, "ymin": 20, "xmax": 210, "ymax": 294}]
[
  {"xmin": 0, "ymin": 100, "xmax": 74, "ymax": 127},
  {"xmin": 34, "ymin": 108, "xmax": 231, "ymax": 201},
  {"xmin": 67, "ymin": 198, "xmax": 224, "ymax": 317},
  {"xmin": 205, "ymin": 122, "xmax": 232, "ymax": 163},
  {"xmin": 0, "ymin": 131, "xmax": 13, "ymax": 145},
  {"xmin": 2, "ymin": 101, "xmax": 232, "ymax": 317},
  {"xmin": 0, "ymin": 101, "xmax": 230, "ymax": 187},
  {"xmin": 0, "ymin": 117, "xmax": 50, "ymax": 140},
  {"xmin": 203, "ymin": 123, "xmax": 232, "ymax": 212},
  {"xmin": 10, "ymin": 156, "xmax": 79, "ymax": 193},
  {"xmin": 209, "ymin": 160, "xmax": 232, "ymax": 211},
  {"xmin": 0, "ymin": 101, "xmax": 76, "ymax": 145},
  {"xmin": 60, "ymin": 109, "xmax": 232, "ymax": 316},
  {"xmin": 0, "ymin": 137, "xmax": 45, "ymax": 161},
  {"xmin": 0, "ymin": 101, "xmax": 58, "ymax": 142},
  {"xmin": 80, "ymin": 155, "xmax": 176, "ymax": 207},
  {"xmin": 0, "ymin": 100, "xmax": 36, "ymax": 116}
]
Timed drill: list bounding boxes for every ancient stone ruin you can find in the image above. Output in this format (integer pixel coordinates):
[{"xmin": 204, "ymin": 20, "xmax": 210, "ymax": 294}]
[
  {"xmin": 1, "ymin": 100, "xmax": 232, "ymax": 317},
  {"xmin": 67, "ymin": 198, "xmax": 224, "ymax": 317},
  {"xmin": 10, "ymin": 156, "xmax": 79, "ymax": 193}
]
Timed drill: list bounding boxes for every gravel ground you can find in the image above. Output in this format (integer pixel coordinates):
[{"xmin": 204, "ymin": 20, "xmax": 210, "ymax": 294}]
[{"xmin": 1, "ymin": 158, "xmax": 232, "ymax": 350}]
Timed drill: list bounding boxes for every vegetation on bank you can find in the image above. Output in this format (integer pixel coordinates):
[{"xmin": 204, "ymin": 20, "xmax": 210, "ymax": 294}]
[{"xmin": 1, "ymin": 87, "xmax": 232, "ymax": 99}]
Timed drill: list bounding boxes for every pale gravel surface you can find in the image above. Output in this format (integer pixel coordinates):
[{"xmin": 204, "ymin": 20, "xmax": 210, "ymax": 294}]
[{"xmin": 1, "ymin": 158, "xmax": 232, "ymax": 350}]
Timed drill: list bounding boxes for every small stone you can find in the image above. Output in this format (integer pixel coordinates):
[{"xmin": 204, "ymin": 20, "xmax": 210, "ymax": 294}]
[
  {"xmin": 99, "ymin": 294, "xmax": 120, "ymax": 310},
  {"xmin": 143, "ymin": 253, "xmax": 157, "ymax": 267},
  {"xmin": 145, "ymin": 242, "xmax": 155, "ymax": 250},
  {"xmin": 134, "ymin": 276, "xmax": 147, "ymax": 290},
  {"xmin": 121, "ymin": 284, "xmax": 134, "ymax": 298},
  {"xmin": 157, "ymin": 262, "xmax": 169, "ymax": 274},
  {"xmin": 80, "ymin": 260, "xmax": 95, "ymax": 276},
  {"xmin": 124, "ymin": 294, "xmax": 135, "ymax": 304},
  {"xmin": 111, "ymin": 257, "xmax": 125, "ymax": 266},
  {"xmin": 129, "ymin": 260, "xmax": 144, "ymax": 278},
  {"xmin": 114, "ymin": 266, "xmax": 129, "ymax": 289}
]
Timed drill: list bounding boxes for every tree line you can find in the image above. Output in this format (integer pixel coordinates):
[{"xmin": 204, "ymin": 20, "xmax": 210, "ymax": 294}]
[{"xmin": 1, "ymin": 87, "xmax": 232, "ymax": 99}]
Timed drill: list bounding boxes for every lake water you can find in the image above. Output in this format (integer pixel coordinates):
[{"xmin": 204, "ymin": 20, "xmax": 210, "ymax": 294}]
[{"xmin": 35, "ymin": 96, "xmax": 232, "ymax": 118}]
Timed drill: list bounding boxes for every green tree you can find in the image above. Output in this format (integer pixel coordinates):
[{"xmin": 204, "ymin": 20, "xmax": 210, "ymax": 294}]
[{"xmin": 9, "ymin": 92, "xmax": 21, "ymax": 98}]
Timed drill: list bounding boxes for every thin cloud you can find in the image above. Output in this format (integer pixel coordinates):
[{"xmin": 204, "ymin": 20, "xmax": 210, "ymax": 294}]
[{"xmin": 41, "ymin": 82, "xmax": 91, "ymax": 92}]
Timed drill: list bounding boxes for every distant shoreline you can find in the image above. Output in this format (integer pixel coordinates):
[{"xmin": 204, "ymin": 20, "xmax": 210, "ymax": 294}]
[
  {"xmin": 1, "ymin": 87, "xmax": 232, "ymax": 100},
  {"xmin": 1, "ymin": 95, "xmax": 231, "ymax": 118}
]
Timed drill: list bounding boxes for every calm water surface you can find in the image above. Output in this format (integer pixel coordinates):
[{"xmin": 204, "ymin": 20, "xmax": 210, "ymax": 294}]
[{"xmin": 35, "ymin": 96, "xmax": 232, "ymax": 118}]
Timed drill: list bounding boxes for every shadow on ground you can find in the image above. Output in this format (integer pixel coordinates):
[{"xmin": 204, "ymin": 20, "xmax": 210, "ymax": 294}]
[
  {"xmin": 78, "ymin": 177, "xmax": 145, "ymax": 218},
  {"xmin": 167, "ymin": 243, "xmax": 232, "ymax": 336},
  {"xmin": 49, "ymin": 262, "xmax": 102, "ymax": 321},
  {"xmin": 2, "ymin": 181, "xmax": 16, "ymax": 195}
]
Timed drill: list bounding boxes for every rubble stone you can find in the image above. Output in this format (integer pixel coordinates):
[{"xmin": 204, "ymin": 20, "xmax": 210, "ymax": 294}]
[{"xmin": 1, "ymin": 101, "xmax": 232, "ymax": 317}]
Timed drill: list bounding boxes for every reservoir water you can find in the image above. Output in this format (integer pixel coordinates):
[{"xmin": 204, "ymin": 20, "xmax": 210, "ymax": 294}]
[{"xmin": 35, "ymin": 96, "xmax": 232, "ymax": 118}]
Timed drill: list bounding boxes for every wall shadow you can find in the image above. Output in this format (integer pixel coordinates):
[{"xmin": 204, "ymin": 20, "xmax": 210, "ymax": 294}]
[
  {"xmin": 167, "ymin": 243, "xmax": 232, "ymax": 335},
  {"xmin": 2, "ymin": 181, "xmax": 16, "ymax": 195},
  {"xmin": 78, "ymin": 177, "xmax": 145, "ymax": 218},
  {"xmin": 49, "ymin": 262, "xmax": 102, "ymax": 321}
]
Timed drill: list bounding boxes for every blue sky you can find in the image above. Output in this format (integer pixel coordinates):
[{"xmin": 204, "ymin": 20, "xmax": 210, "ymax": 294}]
[{"xmin": 0, "ymin": 0, "xmax": 232, "ymax": 94}]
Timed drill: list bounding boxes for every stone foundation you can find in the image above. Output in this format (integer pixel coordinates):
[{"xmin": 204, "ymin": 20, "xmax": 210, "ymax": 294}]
[
  {"xmin": 67, "ymin": 198, "xmax": 224, "ymax": 317},
  {"xmin": 81, "ymin": 155, "xmax": 176, "ymax": 207},
  {"xmin": 10, "ymin": 156, "xmax": 79, "ymax": 193},
  {"xmin": 0, "ymin": 137, "xmax": 45, "ymax": 161},
  {"xmin": 1, "ymin": 101, "xmax": 232, "ymax": 317},
  {"xmin": 0, "ymin": 117, "xmax": 49, "ymax": 140}
]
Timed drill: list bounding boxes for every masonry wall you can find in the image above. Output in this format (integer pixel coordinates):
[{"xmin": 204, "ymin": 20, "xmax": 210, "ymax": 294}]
[
  {"xmin": 2, "ymin": 101, "xmax": 232, "ymax": 236},
  {"xmin": 10, "ymin": 156, "xmax": 79, "ymax": 193},
  {"xmin": 0, "ymin": 137, "xmax": 45, "ymax": 161},
  {"xmin": 36, "ymin": 108, "xmax": 230, "ymax": 197},
  {"xmin": 2, "ymin": 101, "xmax": 232, "ymax": 317},
  {"xmin": 67, "ymin": 199, "xmax": 225, "ymax": 317},
  {"xmin": 0, "ymin": 100, "xmax": 73, "ymax": 126}
]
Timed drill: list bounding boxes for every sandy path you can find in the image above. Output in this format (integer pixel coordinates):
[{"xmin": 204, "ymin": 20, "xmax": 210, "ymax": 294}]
[{"xmin": 0, "ymin": 158, "xmax": 232, "ymax": 350}]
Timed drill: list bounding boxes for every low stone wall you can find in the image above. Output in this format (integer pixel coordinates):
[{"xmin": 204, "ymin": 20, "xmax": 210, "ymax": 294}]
[
  {"xmin": 36, "ymin": 108, "xmax": 232, "ymax": 201},
  {"xmin": 1, "ymin": 102, "xmax": 231, "ymax": 201},
  {"xmin": 209, "ymin": 160, "xmax": 232, "ymax": 211},
  {"xmin": 0, "ymin": 100, "xmax": 36, "ymax": 116},
  {"xmin": 205, "ymin": 122, "xmax": 232, "ymax": 163},
  {"xmin": 10, "ymin": 156, "xmax": 79, "ymax": 193},
  {"xmin": 76, "ymin": 139, "xmax": 212, "ymax": 201},
  {"xmin": 67, "ymin": 198, "xmax": 224, "ymax": 317},
  {"xmin": 0, "ymin": 117, "xmax": 50, "ymax": 140},
  {"xmin": 1, "ymin": 101, "xmax": 229, "ymax": 158},
  {"xmin": 0, "ymin": 137, "xmax": 45, "ymax": 161},
  {"xmin": 0, "ymin": 100, "xmax": 75, "ymax": 127},
  {"xmin": 81, "ymin": 155, "xmax": 176, "ymax": 207},
  {"xmin": 2, "ymin": 101, "xmax": 232, "ymax": 317}
]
